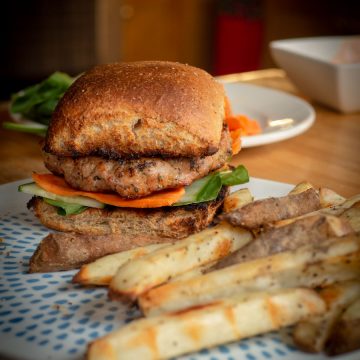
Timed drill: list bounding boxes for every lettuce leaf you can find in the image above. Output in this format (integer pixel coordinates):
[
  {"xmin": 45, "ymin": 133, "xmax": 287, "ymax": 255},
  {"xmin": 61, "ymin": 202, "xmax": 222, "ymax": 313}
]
[
  {"xmin": 10, "ymin": 71, "xmax": 74, "ymax": 125},
  {"xmin": 174, "ymin": 164, "xmax": 249, "ymax": 206},
  {"xmin": 219, "ymin": 165, "xmax": 249, "ymax": 186}
]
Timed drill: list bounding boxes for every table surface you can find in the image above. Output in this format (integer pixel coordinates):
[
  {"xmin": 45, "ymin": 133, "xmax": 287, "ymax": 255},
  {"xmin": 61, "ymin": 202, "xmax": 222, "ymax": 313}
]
[{"xmin": 0, "ymin": 69, "xmax": 359, "ymax": 197}]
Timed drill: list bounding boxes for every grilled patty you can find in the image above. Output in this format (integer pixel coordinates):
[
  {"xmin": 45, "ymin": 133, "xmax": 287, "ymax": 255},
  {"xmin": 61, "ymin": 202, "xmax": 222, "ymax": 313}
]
[{"xmin": 44, "ymin": 127, "xmax": 231, "ymax": 198}]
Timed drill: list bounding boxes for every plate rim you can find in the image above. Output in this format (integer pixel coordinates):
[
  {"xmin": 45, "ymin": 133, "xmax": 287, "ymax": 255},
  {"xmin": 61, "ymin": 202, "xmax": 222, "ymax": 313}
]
[
  {"xmin": 220, "ymin": 82, "xmax": 316, "ymax": 148},
  {"xmin": 1, "ymin": 178, "xmax": 360, "ymax": 360}
]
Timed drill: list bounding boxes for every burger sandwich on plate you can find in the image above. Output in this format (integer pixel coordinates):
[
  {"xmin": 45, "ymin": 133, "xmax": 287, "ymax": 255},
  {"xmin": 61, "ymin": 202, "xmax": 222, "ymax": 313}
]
[{"xmin": 18, "ymin": 61, "xmax": 247, "ymax": 272}]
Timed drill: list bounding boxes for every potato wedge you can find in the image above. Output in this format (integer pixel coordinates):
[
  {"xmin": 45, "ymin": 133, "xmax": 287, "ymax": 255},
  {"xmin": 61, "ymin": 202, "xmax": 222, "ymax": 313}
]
[
  {"xmin": 319, "ymin": 194, "xmax": 360, "ymax": 216},
  {"xmin": 340, "ymin": 201, "xmax": 360, "ymax": 232},
  {"xmin": 215, "ymin": 197, "xmax": 360, "ymax": 271},
  {"xmin": 223, "ymin": 188, "xmax": 253, "ymax": 213},
  {"xmin": 293, "ymin": 280, "xmax": 360, "ymax": 353},
  {"xmin": 288, "ymin": 181, "xmax": 314, "ymax": 195},
  {"xmin": 224, "ymin": 188, "xmax": 320, "ymax": 229},
  {"xmin": 87, "ymin": 288, "xmax": 325, "ymax": 360},
  {"xmin": 319, "ymin": 187, "xmax": 346, "ymax": 208},
  {"xmin": 274, "ymin": 194, "xmax": 360, "ymax": 228},
  {"xmin": 109, "ymin": 222, "xmax": 253, "ymax": 300},
  {"xmin": 214, "ymin": 214, "xmax": 353, "ymax": 270},
  {"xmin": 169, "ymin": 261, "xmax": 217, "ymax": 283},
  {"xmin": 72, "ymin": 243, "xmax": 171, "ymax": 285},
  {"xmin": 325, "ymin": 297, "xmax": 360, "ymax": 356},
  {"xmin": 139, "ymin": 233, "xmax": 360, "ymax": 316}
]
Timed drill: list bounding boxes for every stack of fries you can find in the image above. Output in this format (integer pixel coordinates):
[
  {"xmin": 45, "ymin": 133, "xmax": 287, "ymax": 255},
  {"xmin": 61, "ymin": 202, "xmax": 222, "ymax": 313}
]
[{"xmin": 71, "ymin": 182, "xmax": 360, "ymax": 360}]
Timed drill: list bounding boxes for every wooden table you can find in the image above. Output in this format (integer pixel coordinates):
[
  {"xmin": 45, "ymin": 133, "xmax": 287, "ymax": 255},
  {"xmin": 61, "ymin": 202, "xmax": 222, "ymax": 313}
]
[{"xmin": 0, "ymin": 69, "xmax": 359, "ymax": 197}]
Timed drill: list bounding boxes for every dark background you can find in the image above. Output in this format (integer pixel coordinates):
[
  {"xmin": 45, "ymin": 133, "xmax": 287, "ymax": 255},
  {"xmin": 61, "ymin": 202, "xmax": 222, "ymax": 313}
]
[{"xmin": 1, "ymin": 0, "xmax": 359, "ymax": 99}]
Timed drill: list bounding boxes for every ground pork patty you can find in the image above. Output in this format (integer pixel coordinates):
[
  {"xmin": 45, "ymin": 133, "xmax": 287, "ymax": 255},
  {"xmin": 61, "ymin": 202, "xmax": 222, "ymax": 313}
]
[
  {"xmin": 43, "ymin": 127, "xmax": 231, "ymax": 198},
  {"xmin": 29, "ymin": 186, "xmax": 229, "ymax": 238}
]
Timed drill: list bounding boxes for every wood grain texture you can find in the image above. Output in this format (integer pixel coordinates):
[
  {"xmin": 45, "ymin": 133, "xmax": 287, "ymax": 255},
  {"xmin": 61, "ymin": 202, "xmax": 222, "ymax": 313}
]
[{"xmin": 1, "ymin": 69, "xmax": 359, "ymax": 197}]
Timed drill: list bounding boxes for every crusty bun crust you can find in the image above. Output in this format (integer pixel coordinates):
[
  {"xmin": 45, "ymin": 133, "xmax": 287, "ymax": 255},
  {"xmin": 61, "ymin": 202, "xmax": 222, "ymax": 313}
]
[
  {"xmin": 45, "ymin": 61, "xmax": 225, "ymax": 159},
  {"xmin": 29, "ymin": 232, "xmax": 174, "ymax": 272},
  {"xmin": 29, "ymin": 187, "xmax": 228, "ymax": 238}
]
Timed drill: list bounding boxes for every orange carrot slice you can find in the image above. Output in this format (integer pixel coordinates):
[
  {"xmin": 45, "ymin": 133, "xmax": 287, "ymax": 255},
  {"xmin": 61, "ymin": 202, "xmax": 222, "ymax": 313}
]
[
  {"xmin": 224, "ymin": 99, "xmax": 260, "ymax": 155},
  {"xmin": 224, "ymin": 96, "xmax": 233, "ymax": 118},
  {"xmin": 32, "ymin": 173, "xmax": 185, "ymax": 208},
  {"xmin": 226, "ymin": 114, "xmax": 261, "ymax": 136},
  {"xmin": 230, "ymin": 129, "xmax": 242, "ymax": 155},
  {"xmin": 226, "ymin": 115, "xmax": 248, "ymax": 131}
]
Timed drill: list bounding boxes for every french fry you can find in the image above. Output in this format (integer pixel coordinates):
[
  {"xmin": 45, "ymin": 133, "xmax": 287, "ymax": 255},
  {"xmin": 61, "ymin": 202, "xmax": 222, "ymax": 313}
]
[
  {"xmin": 72, "ymin": 243, "xmax": 171, "ymax": 285},
  {"xmin": 224, "ymin": 188, "xmax": 321, "ymax": 229},
  {"xmin": 320, "ymin": 194, "xmax": 360, "ymax": 216},
  {"xmin": 214, "ymin": 214, "xmax": 353, "ymax": 270},
  {"xmin": 325, "ymin": 297, "xmax": 360, "ymax": 356},
  {"xmin": 293, "ymin": 280, "xmax": 360, "ymax": 353},
  {"xmin": 139, "ymin": 233, "xmax": 360, "ymax": 316},
  {"xmin": 274, "ymin": 194, "xmax": 360, "ymax": 228},
  {"xmin": 169, "ymin": 261, "xmax": 217, "ymax": 283},
  {"xmin": 288, "ymin": 181, "xmax": 314, "ymax": 195},
  {"xmin": 286, "ymin": 182, "xmax": 346, "ymax": 207},
  {"xmin": 319, "ymin": 187, "xmax": 346, "ymax": 208},
  {"xmin": 340, "ymin": 201, "xmax": 360, "ymax": 232},
  {"xmin": 215, "ymin": 194, "xmax": 359, "ymax": 271},
  {"xmin": 72, "ymin": 199, "xmax": 359, "ymax": 287},
  {"xmin": 87, "ymin": 288, "xmax": 325, "ymax": 360},
  {"xmin": 109, "ymin": 222, "xmax": 253, "ymax": 300},
  {"xmin": 223, "ymin": 188, "xmax": 253, "ymax": 213}
]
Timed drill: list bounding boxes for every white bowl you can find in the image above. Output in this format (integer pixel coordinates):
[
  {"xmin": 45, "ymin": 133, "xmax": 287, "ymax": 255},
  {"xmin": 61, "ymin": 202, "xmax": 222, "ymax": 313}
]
[{"xmin": 270, "ymin": 36, "xmax": 360, "ymax": 113}]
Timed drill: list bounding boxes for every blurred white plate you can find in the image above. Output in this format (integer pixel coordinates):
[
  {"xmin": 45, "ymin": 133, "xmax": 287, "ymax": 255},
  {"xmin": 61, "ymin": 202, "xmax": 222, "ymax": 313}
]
[
  {"xmin": 222, "ymin": 82, "xmax": 315, "ymax": 148},
  {"xmin": 1, "ymin": 179, "xmax": 359, "ymax": 360}
]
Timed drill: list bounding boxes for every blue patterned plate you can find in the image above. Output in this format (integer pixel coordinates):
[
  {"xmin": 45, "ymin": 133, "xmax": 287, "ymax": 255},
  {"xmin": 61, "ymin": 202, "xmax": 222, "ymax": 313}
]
[{"xmin": 0, "ymin": 179, "xmax": 358, "ymax": 360}]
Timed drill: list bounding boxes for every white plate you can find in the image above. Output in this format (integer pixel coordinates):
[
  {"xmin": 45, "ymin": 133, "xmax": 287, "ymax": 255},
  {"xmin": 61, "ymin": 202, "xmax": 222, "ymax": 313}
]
[
  {"xmin": 0, "ymin": 179, "xmax": 358, "ymax": 360},
  {"xmin": 222, "ymin": 83, "xmax": 316, "ymax": 147}
]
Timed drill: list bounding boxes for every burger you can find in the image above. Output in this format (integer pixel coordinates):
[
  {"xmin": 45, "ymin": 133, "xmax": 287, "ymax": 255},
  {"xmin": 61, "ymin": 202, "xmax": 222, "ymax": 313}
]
[{"xmin": 19, "ymin": 61, "xmax": 247, "ymax": 272}]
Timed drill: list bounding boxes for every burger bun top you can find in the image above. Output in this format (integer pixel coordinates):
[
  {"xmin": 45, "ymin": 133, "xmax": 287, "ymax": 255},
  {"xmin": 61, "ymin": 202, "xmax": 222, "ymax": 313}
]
[{"xmin": 45, "ymin": 61, "xmax": 226, "ymax": 159}]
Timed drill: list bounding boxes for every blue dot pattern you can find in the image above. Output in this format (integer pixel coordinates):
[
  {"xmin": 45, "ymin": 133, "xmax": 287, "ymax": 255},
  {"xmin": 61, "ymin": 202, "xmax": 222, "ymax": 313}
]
[
  {"xmin": 0, "ymin": 212, "xmax": 141, "ymax": 360},
  {"xmin": 0, "ymin": 211, "xmax": 347, "ymax": 360}
]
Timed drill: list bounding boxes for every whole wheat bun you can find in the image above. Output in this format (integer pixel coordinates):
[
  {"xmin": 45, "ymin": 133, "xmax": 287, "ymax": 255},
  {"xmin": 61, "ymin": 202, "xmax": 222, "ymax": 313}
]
[
  {"xmin": 45, "ymin": 61, "xmax": 225, "ymax": 159},
  {"xmin": 29, "ymin": 187, "xmax": 228, "ymax": 238}
]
